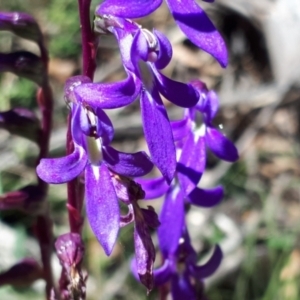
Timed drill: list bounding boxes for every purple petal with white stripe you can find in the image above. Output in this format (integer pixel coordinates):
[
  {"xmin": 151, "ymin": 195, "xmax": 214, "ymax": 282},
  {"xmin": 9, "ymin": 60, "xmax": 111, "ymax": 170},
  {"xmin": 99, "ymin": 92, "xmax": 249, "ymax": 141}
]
[
  {"xmin": 85, "ymin": 164, "xmax": 119, "ymax": 256},
  {"xmin": 165, "ymin": 0, "xmax": 227, "ymax": 67}
]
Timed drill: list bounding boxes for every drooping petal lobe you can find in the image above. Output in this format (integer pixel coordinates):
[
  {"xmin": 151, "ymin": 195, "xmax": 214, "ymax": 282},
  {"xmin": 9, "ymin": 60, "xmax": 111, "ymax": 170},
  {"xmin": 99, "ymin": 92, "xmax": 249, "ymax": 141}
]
[
  {"xmin": 190, "ymin": 245, "xmax": 223, "ymax": 278},
  {"xmin": 36, "ymin": 146, "xmax": 87, "ymax": 184},
  {"xmin": 188, "ymin": 186, "xmax": 223, "ymax": 208},
  {"xmin": 85, "ymin": 164, "xmax": 120, "ymax": 256},
  {"xmin": 158, "ymin": 185, "xmax": 184, "ymax": 256},
  {"xmin": 205, "ymin": 127, "xmax": 239, "ymax": 162},
  {"xmin": 74, "ymin": 72, "xmax": 141, "ymax": 109},
  {"xmin": 97, "ymin": 0, "xmax": 162, "ymax": 19},
  {"xmin": 153, "ymin": 69, "xmax": 199, "ymax": 107},
  {"xmin": 154, "ymin": 29, "xmax": 173, "ymax": 69},
  {"xmin": 136, "ymin": 177, "xmax": 169, "ymax": 199},
  {"xmin": 103, "ymin": 146, "xmax": 153, "ymax": 177},
  {"xmin": 165, "ymin": 0, "xmax": 228, "ymax": 67},
  {"xmin": 140, "ymin": 90, "xmax": 176, "ymax": 183}
]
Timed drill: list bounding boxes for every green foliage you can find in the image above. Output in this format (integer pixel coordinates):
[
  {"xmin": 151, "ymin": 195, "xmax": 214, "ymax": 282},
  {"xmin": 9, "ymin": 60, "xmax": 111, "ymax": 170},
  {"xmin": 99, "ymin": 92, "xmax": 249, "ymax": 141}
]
[{"xmin": 47, "ymin": 0, "xmax": 82, "ymax": 58}]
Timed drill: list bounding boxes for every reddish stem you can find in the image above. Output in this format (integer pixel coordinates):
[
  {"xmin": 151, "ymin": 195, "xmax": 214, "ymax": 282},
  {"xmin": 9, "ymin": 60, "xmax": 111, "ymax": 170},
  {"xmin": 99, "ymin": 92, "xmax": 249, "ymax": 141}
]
[{"xmin": 35, "ymin": 43, "xmax": 56, "ymax": 299}]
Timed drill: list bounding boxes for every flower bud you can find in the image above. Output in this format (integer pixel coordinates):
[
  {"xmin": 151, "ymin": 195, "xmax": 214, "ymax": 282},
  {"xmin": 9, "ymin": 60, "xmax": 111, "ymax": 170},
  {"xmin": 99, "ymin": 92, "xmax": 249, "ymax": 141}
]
[{"xmin": 55, "ymin": 233, "xmax": 84, "ymax": 271}]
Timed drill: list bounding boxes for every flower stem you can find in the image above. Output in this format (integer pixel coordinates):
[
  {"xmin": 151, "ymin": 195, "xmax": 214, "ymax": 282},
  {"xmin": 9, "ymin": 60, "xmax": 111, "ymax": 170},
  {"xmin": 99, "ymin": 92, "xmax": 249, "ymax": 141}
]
[{"xmin": 35, "ymin": 44, "xmax": 55, "ymax": 299}]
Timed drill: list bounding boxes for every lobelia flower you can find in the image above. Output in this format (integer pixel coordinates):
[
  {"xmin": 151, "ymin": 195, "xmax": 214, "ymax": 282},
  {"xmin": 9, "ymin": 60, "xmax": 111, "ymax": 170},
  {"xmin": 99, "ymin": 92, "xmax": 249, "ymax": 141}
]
[
  {"xmin": 37, "ymin": 76, "xmax": 154, "ymax": 256},
  {"xmin": 131, "ymin": 82, "xmax": 237, "ymax": 296},
  {"xmin": 97, "ymin": 0, "xmax": 228, "ymax": 67},
  {"xmin": 75, "ymin": 15, "xmax": 200, "ymax": 183},
  {"xmin": 153, "ymin": 229, "xmax": 222, "ymax": 300}
]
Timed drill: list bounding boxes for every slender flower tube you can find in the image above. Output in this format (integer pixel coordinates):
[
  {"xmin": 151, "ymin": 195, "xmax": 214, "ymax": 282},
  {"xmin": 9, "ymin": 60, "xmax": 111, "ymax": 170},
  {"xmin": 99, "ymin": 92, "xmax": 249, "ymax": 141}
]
[{"xmin": 97, "ymin": 0, "xmax": 228, "ymax": 67}]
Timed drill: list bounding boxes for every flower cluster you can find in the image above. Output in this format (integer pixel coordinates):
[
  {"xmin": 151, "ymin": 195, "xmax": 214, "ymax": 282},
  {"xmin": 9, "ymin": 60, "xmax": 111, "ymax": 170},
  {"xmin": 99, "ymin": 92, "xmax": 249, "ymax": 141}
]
[
  {"xmin": 36, "ymin": 0, "xmax": 238, "ymax": 297},
  {"xmin": 0, "ymin": 0, "xmax": 238, "ymax": 299}
]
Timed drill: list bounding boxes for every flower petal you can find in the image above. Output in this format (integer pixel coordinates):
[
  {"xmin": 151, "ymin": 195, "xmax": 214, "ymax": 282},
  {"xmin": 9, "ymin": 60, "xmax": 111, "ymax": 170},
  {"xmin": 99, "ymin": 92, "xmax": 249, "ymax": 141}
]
[
  {"xmin": 85, "ymin": 164, "xmax": 120, "ymax": 256},
  {"xmin": 95, "ymin": 108, "xmax": 114, "ymax": 145},
  {"xmin": 97, "ymin": 0, "xmax": 162, "ymax": 19},
  {"xmin": 171, "ymin": 112, "xmax": 192, "ymax": 141},
  {"xmin": 74, "ymin": 72, "xmax": 141, "ymax": 109},
  {"xmin": 36, "ymin": 146, "xmax": 87, "ymax": 184},
  {"xmin": 64, "ymin": 75, "xmax": 91, "ymax": 103},
  {"xmin": 165, "ymin": 0, "xmax": 227, "ymax": 67},
  {"xmin": 131, "ymin": 29, "xmax": 149, "ymax": 62},
  {"xmin": 177, "ymin": 133, "xmax": 206, "ymax": 195},
  {"xmin": 136, "ymin": 177, "xmax": 169, "ymax": 199},
  {"xmin": 153, "ymin": 259, "xmax": 173, "ymax": 285},
  {"xmin": 158, "ymin": 185, "xmax": 184, "ymax": 256},
  {"xmin": 202, "ymin": 90, "xmax": 219, "ymax": 124},
  {"xmin": 205, "ymin": 127, "xmax": 239, "ymax": 162},
  {"xmin": 189, "ymin": 245, "xmax": 223, "ymax": 278},
  {"xmin": 171, "ymin": 272, "xmax": 196, "ymax": 300},
  {"xmin": 153, "ymin": 69, "xmax": 199, "ymax": 108},
  {"xmin": 154, "ymin": 29, "xmax": 172, "ymax": 69},
  {"xmin": 188, "ymin": 186, "xmax": 223, "ymax": 208},
  {"xmin": 141, "ymin": 90, "xmax": 176, "ymax": 183},
  {"xmin": 103, "ymin": 146, "xmax": 153, "ymax": 177}
]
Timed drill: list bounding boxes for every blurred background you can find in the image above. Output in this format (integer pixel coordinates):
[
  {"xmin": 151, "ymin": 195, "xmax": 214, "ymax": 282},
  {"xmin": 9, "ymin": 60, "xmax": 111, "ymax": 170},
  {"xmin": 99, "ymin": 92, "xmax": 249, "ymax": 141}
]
[{"xmin": 0, "ymin": 0, "xmax": 300, "ymax": 299}]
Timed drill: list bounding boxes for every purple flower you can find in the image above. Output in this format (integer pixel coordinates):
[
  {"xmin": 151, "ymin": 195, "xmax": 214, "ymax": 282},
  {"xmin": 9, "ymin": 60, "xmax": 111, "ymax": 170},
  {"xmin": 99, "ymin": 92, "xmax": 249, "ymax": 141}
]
[
  {"xmin": 75, "ymin": 17, "xmax": 199, "ymax": 183},
  {"xmin": 37, "ymin": 77, "xmax": 153, "ymax": 255},
  {"xmin": 132, "ymin": 229, "xmax": 222, "ymax": 300},
  {"xmin": 97, "ymin": 0, "xmax": 228, "ymax": 67},
  {"xmin": 153, "ymin": 230, "xmax": 222, "ymax": 300}
]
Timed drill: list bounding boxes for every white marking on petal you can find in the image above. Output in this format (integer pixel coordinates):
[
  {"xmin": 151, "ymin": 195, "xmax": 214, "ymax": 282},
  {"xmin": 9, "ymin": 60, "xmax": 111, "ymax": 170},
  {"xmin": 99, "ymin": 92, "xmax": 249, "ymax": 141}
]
[
  {"xmin": 91, "ymin": 165, "xmax": 100, "ymax": 181},
  {"xmin": 195, "ymin": 124, "xmax": 206, "ymax": 138},
  {"xmin": 86, "ymin": 136, "xmax": 103, "ymax": 165}
]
